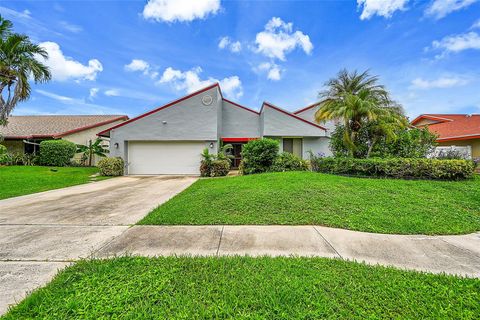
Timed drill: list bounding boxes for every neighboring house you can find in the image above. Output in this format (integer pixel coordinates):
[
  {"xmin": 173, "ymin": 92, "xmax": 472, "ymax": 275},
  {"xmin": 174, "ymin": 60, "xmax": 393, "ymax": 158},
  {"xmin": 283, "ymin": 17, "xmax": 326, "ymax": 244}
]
[
  {"xmin": 99, "ymin": 83, "xmax": 333, "ymax": 175},
  {"xmin": 411, "ymin": 114, "xmax": 480, "ymax": 159},
  {"xmin": 0, "ymin": 115, "xmax": 128, "ymax": 165}
]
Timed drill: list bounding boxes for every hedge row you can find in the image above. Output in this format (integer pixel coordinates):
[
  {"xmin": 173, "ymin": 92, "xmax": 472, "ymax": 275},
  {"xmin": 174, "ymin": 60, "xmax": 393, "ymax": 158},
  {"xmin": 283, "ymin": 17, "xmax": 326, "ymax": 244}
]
[
  {"xmin": 310, "ymin": 157, "xmax": 476, "ymax": 180},
  {"xmin": 98, "ymin": 157, "xmax": 124, "ymax": 176},
  {"xmin": 39, "ymin": 140, "xmax": 76, "ymax": 166}
]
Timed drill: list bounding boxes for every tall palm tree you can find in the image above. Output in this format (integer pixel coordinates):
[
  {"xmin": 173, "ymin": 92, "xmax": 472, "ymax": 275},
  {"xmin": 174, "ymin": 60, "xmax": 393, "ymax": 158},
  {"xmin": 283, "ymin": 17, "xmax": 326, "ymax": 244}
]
[
  {"xmin": 0, "ymin": 15, "xmax": 51, "ymax": 124},
  {"xmin": 315, "ymin": 69, "xmax": 407, "ymax": 157}
]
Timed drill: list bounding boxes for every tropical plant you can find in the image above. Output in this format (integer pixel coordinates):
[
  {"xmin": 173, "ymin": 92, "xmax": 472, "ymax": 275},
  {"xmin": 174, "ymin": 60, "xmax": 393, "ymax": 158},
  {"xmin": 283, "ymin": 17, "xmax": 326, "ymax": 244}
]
[
  {"xmin": 240, "ymin": 138, "xmax": 279, "ymax": 175},
  {"xmin": 76, "ymin": 138, "xmax": 109, "ymax": 167},
  {"xmin": 0, "ymin": 15, "xmax": 51, "ymax": 124},
  {"xmin": 315, "ymin": 69, "xmax": 408, "ymax": 157},
  {"xmin": 216, "ymin": 143, "xmax": 234, "ymax": 163}
]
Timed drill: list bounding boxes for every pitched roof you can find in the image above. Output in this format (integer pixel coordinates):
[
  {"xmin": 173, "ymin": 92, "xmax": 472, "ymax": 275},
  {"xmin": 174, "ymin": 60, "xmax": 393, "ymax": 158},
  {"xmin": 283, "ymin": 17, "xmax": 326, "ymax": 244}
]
[
  {"xmin": 261, "ymin": 102, "xmax": 327, "ymax": 131},
  {"xmin": 411, "ymin": 114, "xmax": 480, "ymax": 141},
  {"xmin": 0, "ymin": 115, "xmax": 128, "ymax": 139},
  {"xmin": 98, "ymin": 83, "xmax": 220, "ymax": 137}
]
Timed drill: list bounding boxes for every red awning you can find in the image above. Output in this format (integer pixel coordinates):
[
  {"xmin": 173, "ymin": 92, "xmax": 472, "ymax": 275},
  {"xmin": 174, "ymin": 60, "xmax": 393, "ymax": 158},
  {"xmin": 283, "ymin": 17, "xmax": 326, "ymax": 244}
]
[{"xmin": 221, "ymin": 137, "xmax": 258, "ymax": 142}]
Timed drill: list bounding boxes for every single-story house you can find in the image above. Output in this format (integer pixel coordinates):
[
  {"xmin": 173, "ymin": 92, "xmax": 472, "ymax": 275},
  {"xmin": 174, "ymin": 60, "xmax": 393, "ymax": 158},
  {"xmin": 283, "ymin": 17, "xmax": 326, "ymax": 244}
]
[
  {"xmin": 411, "ymin": 114, "xmax": 480, "ymax": 159},
  {"xmin": 0, "ymin": 115, "xmax": 128, "ymax": 165},
  {"xmin": 99, "ymin": 83, "xmax": 333, "ymax": 175}
]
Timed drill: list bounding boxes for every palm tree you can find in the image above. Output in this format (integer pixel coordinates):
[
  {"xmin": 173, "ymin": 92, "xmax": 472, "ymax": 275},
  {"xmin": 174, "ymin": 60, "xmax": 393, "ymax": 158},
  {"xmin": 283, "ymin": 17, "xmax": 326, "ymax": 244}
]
[
  {"xmin": 315, "ymin": 69, "xmax": 407, "ymax": 157},
  {"xmin": 77, "ymin": 139, "xmax": 109, "ymax": 167},
  {"xmin": 0, "ymin": 15, "xmax": 51, "ymax": 124}
]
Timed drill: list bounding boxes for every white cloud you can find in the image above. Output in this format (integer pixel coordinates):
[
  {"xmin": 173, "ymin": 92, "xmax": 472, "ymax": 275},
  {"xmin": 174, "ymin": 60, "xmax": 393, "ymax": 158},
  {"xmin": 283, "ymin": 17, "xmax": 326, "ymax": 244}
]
[
  {"xmin": 431, "ymin": 32, "xmax": 480, "ymax": 57},
  {"xmin": 38, "ymin": 41, "xmax": 103, "ymax": 81},
  {"xmin": 471, "ymin": 19, "xmax": 480, "ymax": 29},
  {"xmin": 410, "ymin": 76, "xmax": 469, "ymax": 89},
  {"xmin": 34, "ymin": 89, "xmax": 124, "ymax": 115},
  {"xmin": 105, "ymin": 89, "xmax": 120, "ymax": 97},
  {"xmin": 357, "ymin": 0, "xmax": 409, "ymax": 20},
  {"xmin": 89, "ymin": 88, "xmax": 99, "ymax": 100},
  {"xmin": 59, "ymin": 21, "xmax": 82, "ymax": 33},
  {"xmin": 124, "ymin": 59, "xmax": 160, "ymax": 79},
  {"xmin": 255, "ymin": 17, "xmax": 313, "ymax": 61},
  {"xmin": 142, "ymin": 0, "xmax": 220, "ymax": 22},
  {"xmin": 157, "ymin": 66, "xmax": 243, "ymax": 99},
  {"xmin": 36, "ymin": 89, "xmax": 73, "ymax": 102},
  {"xmin": 256, "ymin": 62, "xmax": 282, "ymax": 81},
  {"xmin": 425, "ymin": 0, "xmax": 478, "ymax": 20},
  {"xmin": 218, "ymin": 36, "xmax": 242, "ymax": 53},
  {"xmin": 125, "ymin": 59, "xmax": 150, "ymax": 73}
]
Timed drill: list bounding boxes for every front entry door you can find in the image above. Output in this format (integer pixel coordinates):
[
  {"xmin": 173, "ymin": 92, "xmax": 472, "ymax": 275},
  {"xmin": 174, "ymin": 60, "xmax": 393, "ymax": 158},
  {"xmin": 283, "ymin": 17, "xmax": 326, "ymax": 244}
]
[{"xmin": 231, "ymin": 143, "xmax": 243, "ymax": 169}]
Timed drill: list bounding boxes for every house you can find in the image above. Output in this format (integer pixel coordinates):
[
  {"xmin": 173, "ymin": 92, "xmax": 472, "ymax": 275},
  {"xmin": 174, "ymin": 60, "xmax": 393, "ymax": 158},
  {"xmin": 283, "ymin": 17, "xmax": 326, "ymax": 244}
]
[
  {"xmin": 99, "ymin": 83, "xmax": 332, "ymax": 175},
  {"xmin": 0, "ymin": 115, "xmax": 128, "ymax": 164},
  {"xmin": 411, "ymin": 114, "xmax": 480, "ymax": 159}
]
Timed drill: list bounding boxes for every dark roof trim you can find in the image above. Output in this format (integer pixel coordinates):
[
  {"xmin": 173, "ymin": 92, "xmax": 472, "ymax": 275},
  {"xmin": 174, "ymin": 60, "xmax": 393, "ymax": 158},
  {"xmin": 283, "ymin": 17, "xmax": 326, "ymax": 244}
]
[
  {"xmin": 98, "ymin": 83, "xmax": 221, "ymax": 137},
  {"xmin": 410, "ymin": 114, "xmax": 454, "ymax": 126},
  {"xmin": 54, "ymin": 116, "xmax": 128, "ymax": 138},
  {"xmin": 293, "ymin": 102, "xmax": 321, "ymax": 115},
  {"xmin": 223, "ymin": 98, "xmax": 260, "ymax": 115},
  {"xmin": 260, "ymin": 102, "xmax": 327, "ymax": 131}
]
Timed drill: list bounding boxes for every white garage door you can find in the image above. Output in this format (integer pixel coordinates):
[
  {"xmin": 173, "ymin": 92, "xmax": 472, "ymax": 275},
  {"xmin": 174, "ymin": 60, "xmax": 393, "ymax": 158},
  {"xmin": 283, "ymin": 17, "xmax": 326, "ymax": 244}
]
[{"xmin": 128, "ymin": 141, "xmax": 206, "ymax": 175}]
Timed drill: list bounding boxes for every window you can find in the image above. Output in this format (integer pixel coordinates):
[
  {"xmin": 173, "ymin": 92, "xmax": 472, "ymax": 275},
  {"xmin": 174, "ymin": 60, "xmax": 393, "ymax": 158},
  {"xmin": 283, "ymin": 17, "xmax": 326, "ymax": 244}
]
[{"xmin": 283, "ymin": 138, "xmax": 302, "ymax": 158}]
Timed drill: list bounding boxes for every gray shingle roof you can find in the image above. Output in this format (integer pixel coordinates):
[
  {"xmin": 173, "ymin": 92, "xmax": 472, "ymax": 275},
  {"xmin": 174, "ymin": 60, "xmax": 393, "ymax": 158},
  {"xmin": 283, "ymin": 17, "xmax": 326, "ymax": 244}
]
[{"xmin": 0, "ymin": 115, "xmax": 128, "ymax": 139}]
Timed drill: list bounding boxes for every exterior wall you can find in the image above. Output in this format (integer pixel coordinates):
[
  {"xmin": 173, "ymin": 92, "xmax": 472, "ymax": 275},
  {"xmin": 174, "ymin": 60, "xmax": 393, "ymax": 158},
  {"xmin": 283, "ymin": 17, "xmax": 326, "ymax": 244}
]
[
  {"xmin": 303, "ymin": 137, "xmax": 332, "ymax": 158},
  {"xmin": 262, "ymin": 105, "xmax": 326, "ymax": 137},
  {"xmin": 295, "ymin": 105, "xmax": 337, "ymax": 137},
  {"xmin": 63, "ymin": 119, "xmax": 126, "ymax": 165},
  {"xmin": 109, "ymin": 86, "xmax": 221, "ymax": 161},
  {"xmin": 265, "ymin": 136, "xmax": 332, "ymax": 159},
  {"xmin": 1, "ymin": 139, "xmax": 24, "ymax": 154},
  {"xmin": 438, "ymin": 139, "xmax": 480, "ymax": 158},
  {"xmin": 221, "ymin": 100, "xmax": 260, "ymax": 138}
]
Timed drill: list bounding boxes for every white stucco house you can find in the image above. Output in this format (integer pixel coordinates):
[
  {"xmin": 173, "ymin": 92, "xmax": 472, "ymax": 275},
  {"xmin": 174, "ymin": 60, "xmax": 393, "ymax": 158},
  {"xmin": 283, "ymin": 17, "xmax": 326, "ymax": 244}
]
[{"xmin": 99, "ymin": 83, "xmax": 333, "ymax": 175}]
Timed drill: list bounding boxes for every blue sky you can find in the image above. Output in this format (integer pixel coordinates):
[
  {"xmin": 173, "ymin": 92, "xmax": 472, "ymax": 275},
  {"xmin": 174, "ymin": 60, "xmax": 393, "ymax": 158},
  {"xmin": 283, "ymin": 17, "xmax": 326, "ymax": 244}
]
[{"xmin": 1, "ymin": 0, "xmax": 479, "ymax": 119}]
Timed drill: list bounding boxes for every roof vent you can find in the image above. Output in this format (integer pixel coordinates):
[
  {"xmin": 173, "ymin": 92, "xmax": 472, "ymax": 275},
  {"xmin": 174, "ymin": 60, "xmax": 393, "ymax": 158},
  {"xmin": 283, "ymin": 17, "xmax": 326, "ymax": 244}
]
[
  {"xmin": 466, "ymin": 114, "xmax": 472, "ymax": 117},
  {"xmin": 202, "ymin": 95, "xmax": 213, "ymax": 106}
]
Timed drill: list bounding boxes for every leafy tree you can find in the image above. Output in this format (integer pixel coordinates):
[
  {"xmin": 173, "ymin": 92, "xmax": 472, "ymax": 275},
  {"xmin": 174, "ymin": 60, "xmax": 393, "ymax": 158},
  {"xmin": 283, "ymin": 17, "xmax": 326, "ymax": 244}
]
[
  {"xmin": 76, "ymin": 139, "xmax": 109, "ymax": 167},
  {"xmin": 315, "ymin": 69, "xmax": 408, "ymax": 157},
  {"xmin": 330, "ymin": 124, "xmax": 438, "ymax": 159},
  {"xmin": 0, "ymin": 15, "xmax": 51, "ymax": 124}
]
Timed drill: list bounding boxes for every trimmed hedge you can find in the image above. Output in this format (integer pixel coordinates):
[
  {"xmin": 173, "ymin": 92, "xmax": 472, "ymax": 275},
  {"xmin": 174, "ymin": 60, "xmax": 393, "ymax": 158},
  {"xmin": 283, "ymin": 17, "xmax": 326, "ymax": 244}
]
[
  {"xmin": 271, "ymin": 152, "xmax": 309, "ymax": 172},
  {"xmin": 311, "ymin": 157, "xmax": 476, "ymax": 180},
  {"xmin": 40, "ymin": 140, "xmax": 76, "ymax": 166},
  {"xmin": 200, "ymin": 159, "xmax": 230, "ymax": 177},
  {"xmin": 98, "ymin": 157, "xmax": 124, "ymax": 176}
]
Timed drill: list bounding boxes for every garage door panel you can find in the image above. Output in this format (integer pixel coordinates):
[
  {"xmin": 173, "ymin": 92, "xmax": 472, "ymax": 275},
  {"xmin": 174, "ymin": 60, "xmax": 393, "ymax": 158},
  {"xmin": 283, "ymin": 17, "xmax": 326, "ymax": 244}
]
[{"xmin": 128, "ymin": 141, "xmax": 205, "ymax": 175}]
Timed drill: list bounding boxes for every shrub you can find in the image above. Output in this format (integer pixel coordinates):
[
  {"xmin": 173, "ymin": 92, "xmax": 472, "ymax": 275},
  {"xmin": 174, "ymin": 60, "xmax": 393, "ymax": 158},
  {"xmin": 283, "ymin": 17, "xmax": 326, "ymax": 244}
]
[
  {"xmin": 271, "ymin": 152, "xmax": 309, "ymax": 172},
  {"xmin": 210, "ymin": 160, "xmax": 230, "ymax": 177},
  {"xmin": 310, "ymin": 156, "xmax": 475, "ymax": 180},
  {"xmin": 98, "ymin": 157, "xmax": 124, "ymax": 176},
  {"xmin": 240, "ymin": 138, "xmax": 279, "ymax": 175},
  {"xmin": 0, "ymin": 145, "xmax": 7, "ymax": 165},
  {"xmin": 39, "ymin": 140, "xmax": 76, "ymax": 166},
  {"xmin": 200, "ymin": 148, "xmax": 231, "ymax": 177}
]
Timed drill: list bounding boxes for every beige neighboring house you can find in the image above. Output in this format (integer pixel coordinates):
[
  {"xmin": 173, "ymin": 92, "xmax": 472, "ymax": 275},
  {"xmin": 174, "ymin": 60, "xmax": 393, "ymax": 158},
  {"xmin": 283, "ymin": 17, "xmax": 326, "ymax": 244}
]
[{"xmin": 0, "ymin": 115, "xmax": 128, "ymax": 165}]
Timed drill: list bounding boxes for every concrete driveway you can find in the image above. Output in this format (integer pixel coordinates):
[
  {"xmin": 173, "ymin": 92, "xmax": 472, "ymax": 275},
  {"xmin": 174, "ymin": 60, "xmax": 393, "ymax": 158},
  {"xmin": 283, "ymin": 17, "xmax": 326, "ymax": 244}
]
[{"xmin": 0, "ymin": 175, "xmax": 197, "ymax": 315}]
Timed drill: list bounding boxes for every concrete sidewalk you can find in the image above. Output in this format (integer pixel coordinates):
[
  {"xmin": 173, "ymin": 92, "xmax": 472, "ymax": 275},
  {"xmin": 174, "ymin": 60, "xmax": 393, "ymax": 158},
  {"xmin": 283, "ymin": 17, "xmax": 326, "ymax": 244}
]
[{"xmin": 96, "ymin": 225, "xmax": 480, "ymax": 278}]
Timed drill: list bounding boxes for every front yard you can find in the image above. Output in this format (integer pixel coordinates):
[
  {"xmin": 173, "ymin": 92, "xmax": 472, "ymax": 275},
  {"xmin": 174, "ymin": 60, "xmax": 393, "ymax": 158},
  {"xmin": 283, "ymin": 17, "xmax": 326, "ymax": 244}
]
[
  {"xmin": 0, "ymin": 166, "xmax": 104, "ymax": 200},
  {"xmin": 3, "ymin": 257, "xmax": 478, "ymax": 319},
  {"xmin": 140, "ymin": 172, "xmax": 480, "ymax": 235}
]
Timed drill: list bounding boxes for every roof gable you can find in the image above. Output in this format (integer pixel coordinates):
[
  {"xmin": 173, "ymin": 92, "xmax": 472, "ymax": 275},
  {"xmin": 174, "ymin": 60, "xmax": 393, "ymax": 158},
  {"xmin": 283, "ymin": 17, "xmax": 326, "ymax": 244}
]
[{"xmin": 411, "ymin": 114, "xmax": 480, "ymax": 141}]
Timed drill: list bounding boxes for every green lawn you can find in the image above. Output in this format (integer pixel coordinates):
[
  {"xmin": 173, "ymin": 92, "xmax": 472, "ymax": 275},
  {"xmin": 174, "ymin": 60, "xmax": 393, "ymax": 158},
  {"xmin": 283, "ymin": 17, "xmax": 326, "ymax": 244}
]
[
  {"xmin": 3, "ymin": 257, "xmax": 478, "ymax": 319},
  {"xmin": 139, "ymin": 172, "xmax": 480, "ymax": 235},
  {"xmin": 0, "ymin": 166, "xmax": 104, "ymax": 200}
]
